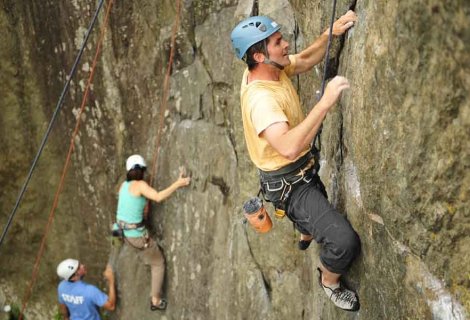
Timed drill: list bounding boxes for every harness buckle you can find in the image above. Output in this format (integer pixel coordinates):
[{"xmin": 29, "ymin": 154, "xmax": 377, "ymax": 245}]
[
  {"xmin": 143, "ymin": 235, "xmax": 150, "ymax": 248},
  {"xmin": 297, "ymin": 158, "xmax": 315, "ymax": 177},
  {"xmin": 275, "ymin": 207, "xmax": 286, "ymax": 219}
]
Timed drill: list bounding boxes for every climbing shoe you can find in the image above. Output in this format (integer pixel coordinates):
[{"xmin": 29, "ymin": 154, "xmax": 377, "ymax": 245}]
[
  {"xmin": 150, "ymin": 298, "xmax": 167, "ymax": 311},
  {"xmin": 317, "ymin": 268, "xmax": 360, "ymax": 311},
  {"xmin": 298, "ymin": 239, "xmax": 312, "ymax": 250}
]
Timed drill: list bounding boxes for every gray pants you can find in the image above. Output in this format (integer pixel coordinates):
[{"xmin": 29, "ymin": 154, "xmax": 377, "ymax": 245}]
[
  {"xmin": 287, "ymin": 179, "xmax": 361, "ymax": 274},
  {"xmin": 125, "ymin": 237, "xmax": 165, "ymax": 298}
]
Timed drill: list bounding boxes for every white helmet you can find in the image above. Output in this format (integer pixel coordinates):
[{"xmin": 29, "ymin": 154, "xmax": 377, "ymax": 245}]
[
  {"xmin": 126, "ymin": 154, "xmax": 147, "ymax": 171},
  {"xmin": 57, "ymin": 258, "xmax": 79, "ymax": 280}
]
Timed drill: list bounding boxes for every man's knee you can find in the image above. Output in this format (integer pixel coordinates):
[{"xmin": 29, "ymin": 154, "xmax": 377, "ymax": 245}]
[
  {"xmin": 344, "ymin": 228, "xmax": 361, "ymax": 258},
  {"xmin": 336, "ymin": 226, "xmax": 361, "ymax": 264},
  {"xmin": 322, "ymin": 225, "xmax": 360, "ymax": 274}
]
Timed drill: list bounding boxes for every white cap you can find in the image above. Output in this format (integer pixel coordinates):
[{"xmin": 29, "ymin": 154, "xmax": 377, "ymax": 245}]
[
  {"xmin": 126, "ymin": 154, "xmax": 147, "ymax": 171},
  {"xmin": 57, "ymin": 259, "xmax": 79, "ymax": 280}
]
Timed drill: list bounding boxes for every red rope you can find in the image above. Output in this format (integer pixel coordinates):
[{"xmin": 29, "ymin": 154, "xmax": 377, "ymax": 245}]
[
  {"xmin": 18, "ymin": 0, "xmax": 114, "ymax": 318},
  {"xmin": 149, "ymin": 0, "xmax": 182, "ymax": 186}
]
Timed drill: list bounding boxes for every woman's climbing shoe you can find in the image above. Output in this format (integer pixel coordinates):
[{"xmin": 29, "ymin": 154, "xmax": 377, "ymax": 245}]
[
  {"xmin": 298, "ymin": 239, "xmax": 313, "ymax": 250},
  {"xmin": 150, "ymin": 298, "xmax": 167, "ymax": 311}
]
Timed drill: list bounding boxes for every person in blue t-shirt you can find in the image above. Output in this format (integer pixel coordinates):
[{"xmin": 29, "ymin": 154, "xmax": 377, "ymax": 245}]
[{"xmin": 57, "ymin": 259, "xmax": 116, "ymax": 320}]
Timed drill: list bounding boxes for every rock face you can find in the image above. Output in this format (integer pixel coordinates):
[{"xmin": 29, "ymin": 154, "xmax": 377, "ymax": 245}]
[{"xmin": 0, "ymin": 0, "xmax": 468, "ymax": 319}]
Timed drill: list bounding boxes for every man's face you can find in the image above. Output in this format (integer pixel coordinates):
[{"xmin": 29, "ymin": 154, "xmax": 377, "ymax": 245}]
[
  {"xmin": 75, "ymin": 263, "xmax": 87, "ymax": 279},
  {"xmin": 266, "ymin": 32, "xmax": 290, "ymax": 66}
]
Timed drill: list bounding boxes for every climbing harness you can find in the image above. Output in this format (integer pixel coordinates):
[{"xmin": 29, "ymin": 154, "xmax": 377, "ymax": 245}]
[
  {"xmin": 111, "ymin": 220, "xmax": 145, "ymax": 238},
  {"xmin": 118, "ymin": 220, "xmax": 146, "ymax": 231},
  {"xmin": 125, "ymin": 234, "xmax": 151, "ymax": 250},
  {"xmin": 111, "ymin": 221, "xmax": 151, "ymax": 249},
  {"xmin": 16, "ymin": 1, "xmax": 115, "ymax": 319},
  {"xmin": 111, "ymin": 220, "xmax": 150, "ymax": 250},
  {"xmin": 258, "ymin": 151, "xmax": 317, "ymax": 219},
  {"xmin": 111, "ymin": 222, "xmax": 125, "ymax": 238}
]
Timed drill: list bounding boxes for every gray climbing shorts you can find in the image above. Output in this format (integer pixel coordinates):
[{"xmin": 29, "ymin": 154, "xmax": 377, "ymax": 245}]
[{"xmin": 287, "ymin": 178, "xmax": 361, "ymax": 275}]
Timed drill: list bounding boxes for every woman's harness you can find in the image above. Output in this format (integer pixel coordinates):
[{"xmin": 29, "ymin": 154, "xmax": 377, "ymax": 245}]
[
  {"xmin": 112, "ymin": 220, "xmax": 150, "ymax": 249},
  {"xmin": 117, "ymin": 220, "xmax": 146, "ymax": 230}
]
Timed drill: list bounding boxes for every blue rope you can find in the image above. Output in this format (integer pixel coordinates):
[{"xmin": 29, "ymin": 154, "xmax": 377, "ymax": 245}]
[{"xmin": 0, "ymin": 0, "xmax": 105, "ymax": 248}]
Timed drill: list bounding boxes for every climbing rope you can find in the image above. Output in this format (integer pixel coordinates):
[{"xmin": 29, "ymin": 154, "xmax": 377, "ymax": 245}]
[
  {"xmin": 313, "ymin": 0, "xmax": 338, "ymax": 152},
  {"xmin": 149, "ymin": 0, "xmax": 182, "ymax": 186},
  {"xmin": 18, "ymin": 0, "xmax": 114, "ymax": 318},
  {"xmin": 0, "ymin": 0, "xmax": 107, "ymax": 249}
]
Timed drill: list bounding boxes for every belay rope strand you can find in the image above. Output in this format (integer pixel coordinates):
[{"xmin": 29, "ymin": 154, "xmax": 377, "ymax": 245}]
[
  {"xmin": 0, "ymin": 0, "xmax": 106, "ymax": 249},
  {"xmin": 149, "ymin": 0, "xmax": 182, "ymax": 187},
  {"xmin": 17, "ymin": 0, "xmax": 115, "ymax": 318},
  {"xmin": 313, "ymin": 0, "xmax": 338, "ymax": 152}
]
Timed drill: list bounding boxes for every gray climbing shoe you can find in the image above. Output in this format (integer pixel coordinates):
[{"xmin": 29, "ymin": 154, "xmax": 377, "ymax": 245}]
[{"xmin": 318, "ymin": 268, "xmax": 360, "ymax": 311}]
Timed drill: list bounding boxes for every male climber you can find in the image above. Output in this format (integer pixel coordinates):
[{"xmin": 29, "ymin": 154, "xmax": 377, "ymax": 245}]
[{"xmin": 231, "ymin": 11, "xmax": 361, "ymax": 311}]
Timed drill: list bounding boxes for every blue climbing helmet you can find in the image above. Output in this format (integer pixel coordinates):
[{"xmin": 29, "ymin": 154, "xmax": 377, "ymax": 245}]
[{"xmin": 231, "ymin": 16, "xmax": 281, "ymax": 60}]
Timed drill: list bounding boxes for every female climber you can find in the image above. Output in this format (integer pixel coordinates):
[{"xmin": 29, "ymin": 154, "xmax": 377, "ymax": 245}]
[{"xmin": 116, "ymin": 154, "xmax": 190, "ymax": 311}]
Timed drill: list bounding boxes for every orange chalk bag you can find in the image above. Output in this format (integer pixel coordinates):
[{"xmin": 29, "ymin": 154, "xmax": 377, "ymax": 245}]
[{"xmin": 243, "ymin": 197, "xmax": 272, "ymax": 233}]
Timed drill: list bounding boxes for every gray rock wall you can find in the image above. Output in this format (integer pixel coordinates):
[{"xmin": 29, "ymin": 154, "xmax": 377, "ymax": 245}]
[{"xmin": 0, "ymin": 0, "xmax": 468, "ymax": 319}]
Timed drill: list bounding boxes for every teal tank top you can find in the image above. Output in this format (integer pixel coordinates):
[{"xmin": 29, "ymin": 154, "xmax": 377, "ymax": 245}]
[{"xmin": 116, "ymin": 181, "xmax": 147, "ymax": 238}]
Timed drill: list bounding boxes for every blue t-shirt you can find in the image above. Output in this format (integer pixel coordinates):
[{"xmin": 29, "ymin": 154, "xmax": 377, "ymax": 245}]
[{"xmin": 58, "ymin": 280, "xmax": 108, "ymax": 320}]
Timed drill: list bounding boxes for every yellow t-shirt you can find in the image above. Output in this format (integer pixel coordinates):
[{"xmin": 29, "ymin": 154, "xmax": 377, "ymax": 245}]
[{"xmin": 240, "ymin": 55, "xmax": 310, "ymax": 171}]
